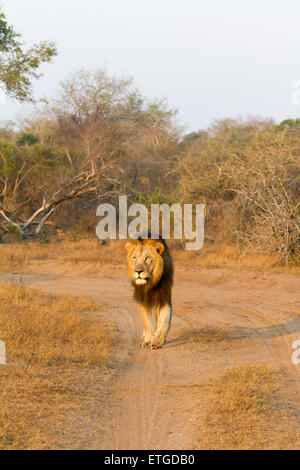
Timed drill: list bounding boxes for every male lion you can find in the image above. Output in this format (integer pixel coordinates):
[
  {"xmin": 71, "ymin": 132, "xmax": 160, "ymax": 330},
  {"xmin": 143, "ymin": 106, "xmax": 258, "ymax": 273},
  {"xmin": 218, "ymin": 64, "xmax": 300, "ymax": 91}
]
[{"xmin": 125, "ymin": 237, "xmax": 173, "ymax": 349}]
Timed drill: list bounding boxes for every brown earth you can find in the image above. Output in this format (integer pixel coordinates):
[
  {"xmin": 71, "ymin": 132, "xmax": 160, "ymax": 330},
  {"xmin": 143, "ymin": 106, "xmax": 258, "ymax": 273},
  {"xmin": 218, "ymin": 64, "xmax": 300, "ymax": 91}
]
[{"xmin": 2, "ymin": 263, "xmax": 300, "ymax": 449}]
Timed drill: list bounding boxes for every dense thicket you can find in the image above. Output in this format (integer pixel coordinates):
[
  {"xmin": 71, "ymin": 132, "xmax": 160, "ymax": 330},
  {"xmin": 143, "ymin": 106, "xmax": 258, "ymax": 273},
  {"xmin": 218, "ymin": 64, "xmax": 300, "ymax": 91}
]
[{"xmin": 0, "ymin": 69, "xmax": 299, "ymax": 264}]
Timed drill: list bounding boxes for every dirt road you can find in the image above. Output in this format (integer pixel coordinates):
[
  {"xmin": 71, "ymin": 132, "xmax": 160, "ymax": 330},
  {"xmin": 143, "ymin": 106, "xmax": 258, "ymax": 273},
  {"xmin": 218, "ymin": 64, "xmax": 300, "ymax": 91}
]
[{"xmin": 3, "ymin": 266, "xmax": 300, "ymax": 449}]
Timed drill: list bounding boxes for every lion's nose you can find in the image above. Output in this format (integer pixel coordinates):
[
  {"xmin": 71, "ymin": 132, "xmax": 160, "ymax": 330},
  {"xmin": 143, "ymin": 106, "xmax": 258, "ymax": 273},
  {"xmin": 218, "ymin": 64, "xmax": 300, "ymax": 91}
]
[{"xmin": 135, "ymin": 268, "xmax": 144, "ymax": 274}]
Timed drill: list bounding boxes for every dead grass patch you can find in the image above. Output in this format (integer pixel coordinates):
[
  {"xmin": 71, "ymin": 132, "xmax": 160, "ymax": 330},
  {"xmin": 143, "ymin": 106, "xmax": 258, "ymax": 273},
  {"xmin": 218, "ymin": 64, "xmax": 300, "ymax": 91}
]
[
  {"xmin": 0, "ymin": 282, "xmax": 116, "ymax": 449},
  {"xmin": 175, "ymin": 325, "xmax": 235, "ymax": 348},
  {"xmin": 0, "ymin": 238, "xmax": 116, "ymax": 273},
  {"xmin": 171, "ymin": 240, "xmax": 299, "ymax": 272},
  {"xmin": 196, "ymin": 364, "xmax": 300, "ymax": 449},
  {"xmin": 1, "ymin": 238, "xmax": 299, "ymax": 275}
]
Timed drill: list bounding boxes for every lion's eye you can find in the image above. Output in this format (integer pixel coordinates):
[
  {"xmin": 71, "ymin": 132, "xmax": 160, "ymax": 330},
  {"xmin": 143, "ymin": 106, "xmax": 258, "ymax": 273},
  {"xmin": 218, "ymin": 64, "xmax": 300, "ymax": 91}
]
[
  {"xmin": 133, "ymin": 257, "xmax": 137, "ymax": 261},
  {"xmin": 145, "ymin": 256, "xmax": 150, "ymax": 261}
]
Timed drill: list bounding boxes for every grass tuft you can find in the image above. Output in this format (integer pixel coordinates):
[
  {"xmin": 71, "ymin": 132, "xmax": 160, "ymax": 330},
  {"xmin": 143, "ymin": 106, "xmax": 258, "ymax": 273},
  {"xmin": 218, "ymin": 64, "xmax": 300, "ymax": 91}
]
[
  {"xmin": 0, "ymin": 282, "xmax": 116, "ymax": 449},
  {"xmin": 175, "ymin": 325, "xmax": 234, "ymax": 348},
  {"xmin": 1, "ymin": 238, "xmax": 298, "ymax": 274},
  {"xmin": 196, "ymin": 364, "xmax": 300, "ymax": 449}
]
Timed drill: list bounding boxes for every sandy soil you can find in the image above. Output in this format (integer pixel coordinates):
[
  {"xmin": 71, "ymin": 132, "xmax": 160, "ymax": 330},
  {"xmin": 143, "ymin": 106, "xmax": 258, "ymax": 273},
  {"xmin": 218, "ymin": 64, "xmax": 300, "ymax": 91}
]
[{"xmin": 2, "ymin": 266, "xmax": 300, "ymax": 449}]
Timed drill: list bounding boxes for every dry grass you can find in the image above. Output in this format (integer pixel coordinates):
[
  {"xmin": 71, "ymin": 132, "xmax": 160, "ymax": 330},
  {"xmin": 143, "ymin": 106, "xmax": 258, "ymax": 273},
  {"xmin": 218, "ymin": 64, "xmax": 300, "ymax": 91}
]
[
  {"xmin": 174, "ymin": 325, "xmax": 235, "ymax": 348},
  {"xmin": 196, "ymin": 364, "xmax": 300, "ymax": 450},
  {"xmin": 0, "ymin": 238, "xmax": 113, "ymax": 272},
  {"xmin": 171, "ymin": 240, "xmax": 298, "ymax": 272},
  {"xmin": 0, "ymin": 238, "xmax": 124, "ymax": 275},
  {"xmin": 1, "ymin": 238, "xmax": 298, "ymax": 275},
  {"xmin": 0, "ymin": 282, "xmax": 116, "ymax": 449}
]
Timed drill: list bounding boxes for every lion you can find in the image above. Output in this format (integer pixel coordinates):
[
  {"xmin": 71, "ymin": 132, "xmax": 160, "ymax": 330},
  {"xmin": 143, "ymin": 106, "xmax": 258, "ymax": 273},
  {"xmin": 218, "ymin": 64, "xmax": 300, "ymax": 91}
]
[{"xmin": 125, "ymin": 237, "xmax": 173, "ymax": 349}]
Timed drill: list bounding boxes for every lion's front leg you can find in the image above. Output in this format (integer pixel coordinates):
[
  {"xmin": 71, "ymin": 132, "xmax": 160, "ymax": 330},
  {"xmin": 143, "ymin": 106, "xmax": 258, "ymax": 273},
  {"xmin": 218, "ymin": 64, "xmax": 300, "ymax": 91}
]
[
  {"xmin": 139, "ymin": 304, "xmax": 153, "ymax": 348},
  {"xmin": 151, "ymin": 303, "xmax": 172, "ymax": 349}
]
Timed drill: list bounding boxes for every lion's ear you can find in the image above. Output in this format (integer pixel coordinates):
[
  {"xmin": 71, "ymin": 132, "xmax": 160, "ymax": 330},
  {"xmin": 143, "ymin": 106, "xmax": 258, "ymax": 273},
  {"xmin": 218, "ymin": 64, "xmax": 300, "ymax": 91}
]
[
  {"xmin": 151, "ymin": 241, "xmax": 165, "ymax": 255},
  {"xmin": 125, "ymin": 240, "xmax": 137, "ymax": 252}
]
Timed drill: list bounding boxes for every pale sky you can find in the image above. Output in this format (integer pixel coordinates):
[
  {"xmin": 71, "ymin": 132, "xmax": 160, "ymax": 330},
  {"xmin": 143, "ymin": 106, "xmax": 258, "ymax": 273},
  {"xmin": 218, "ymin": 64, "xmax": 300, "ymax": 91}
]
[{"xmin": 1, "ymin": 0, "xmax": 300, "ymax": 131}]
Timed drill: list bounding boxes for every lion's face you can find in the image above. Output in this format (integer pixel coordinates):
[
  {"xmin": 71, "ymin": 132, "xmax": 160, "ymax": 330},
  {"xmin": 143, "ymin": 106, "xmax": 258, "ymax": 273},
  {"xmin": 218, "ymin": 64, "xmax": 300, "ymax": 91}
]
[{"xmin": 125, "ymin": 239, "xmax": 165, "ymax": 287}]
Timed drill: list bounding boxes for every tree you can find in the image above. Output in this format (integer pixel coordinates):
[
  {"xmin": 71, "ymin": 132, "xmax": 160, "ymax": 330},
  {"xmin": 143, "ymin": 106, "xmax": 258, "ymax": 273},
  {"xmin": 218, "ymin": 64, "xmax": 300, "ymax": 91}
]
[
  {"xmin": 0, "ymin": 126, "xmax": 119, "ymax": 237},
  {"xmin": 175, "ymin": 121, "xmax": 300, "ymax": 264},
  {"xmin": 276, "ymin": 118, "xmax": 300, "ymax": 131},
  {"xmin": 0, "ymin": 68, "xmax": 179, "ymax": 237},
  {"xmin": 0, "ymin": 10, "xmax": 57, "ymax": 101},
  {"xmin": 51, "ymin": 69, "xmax": 178, "ymax": 200}
]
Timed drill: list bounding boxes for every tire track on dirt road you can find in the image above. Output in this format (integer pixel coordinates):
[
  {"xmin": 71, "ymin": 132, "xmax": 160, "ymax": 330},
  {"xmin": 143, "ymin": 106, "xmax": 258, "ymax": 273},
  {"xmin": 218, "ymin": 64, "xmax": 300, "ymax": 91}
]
[
  {"xmin": 2, "ymin": 268, "xmax": 300, "ymax": 449},
  {"xmin": 99, "ymin": 303, "xmax": 193, "ymax": 450},
  {"xmin": 4, "ymin": 273, "xmax": 194, "ymax": 449}
]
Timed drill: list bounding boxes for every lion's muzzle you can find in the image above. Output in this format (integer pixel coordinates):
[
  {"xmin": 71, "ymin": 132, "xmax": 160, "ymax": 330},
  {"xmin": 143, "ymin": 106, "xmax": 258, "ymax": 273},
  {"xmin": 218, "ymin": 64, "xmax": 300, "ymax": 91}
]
[{"xmin": 134, "ymin": 267, "xmax": 149, "ymax": 285}]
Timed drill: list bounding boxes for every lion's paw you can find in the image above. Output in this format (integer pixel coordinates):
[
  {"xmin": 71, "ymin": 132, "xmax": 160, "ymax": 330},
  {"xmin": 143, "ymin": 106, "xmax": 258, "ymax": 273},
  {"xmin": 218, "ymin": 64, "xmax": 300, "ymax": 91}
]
[
  {"xmin": 150, "ymin": 337, "xmax": 165, "ymax": 349},
  {"xmin": 141, "ymin": 337, "xmax": 152, "ymax": 348}
]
